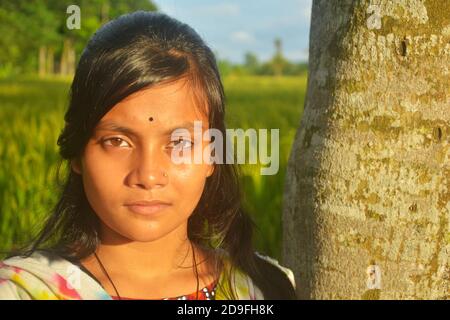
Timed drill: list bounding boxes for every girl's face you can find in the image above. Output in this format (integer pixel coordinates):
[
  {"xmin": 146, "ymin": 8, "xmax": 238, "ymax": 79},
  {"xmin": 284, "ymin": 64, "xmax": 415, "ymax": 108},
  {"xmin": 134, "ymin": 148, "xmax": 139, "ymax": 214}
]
[{"xmin": 71, "ymin": 78, "xmax": 214, "ymax": 242}]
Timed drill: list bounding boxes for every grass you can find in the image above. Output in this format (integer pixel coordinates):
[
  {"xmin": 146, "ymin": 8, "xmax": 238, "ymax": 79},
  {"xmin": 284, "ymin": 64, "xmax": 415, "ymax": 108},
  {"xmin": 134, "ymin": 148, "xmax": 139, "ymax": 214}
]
[{"xmin": 0, "ymin": 74, "xmax": 306, "ymax": 260}]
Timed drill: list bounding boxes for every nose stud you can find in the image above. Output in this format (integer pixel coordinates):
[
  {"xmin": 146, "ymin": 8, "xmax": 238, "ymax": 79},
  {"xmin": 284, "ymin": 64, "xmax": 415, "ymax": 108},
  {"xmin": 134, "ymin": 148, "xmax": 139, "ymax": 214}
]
[{"xmin": 163, "ymin": 172, "xmax": 168, "ymax": 177}]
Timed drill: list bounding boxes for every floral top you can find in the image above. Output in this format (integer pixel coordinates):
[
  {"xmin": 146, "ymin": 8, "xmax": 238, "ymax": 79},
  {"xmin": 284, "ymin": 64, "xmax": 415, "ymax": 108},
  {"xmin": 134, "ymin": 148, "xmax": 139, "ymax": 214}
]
[{"xmin": 0, "ymin": 250, "xmax": 296, "ymax": 300}]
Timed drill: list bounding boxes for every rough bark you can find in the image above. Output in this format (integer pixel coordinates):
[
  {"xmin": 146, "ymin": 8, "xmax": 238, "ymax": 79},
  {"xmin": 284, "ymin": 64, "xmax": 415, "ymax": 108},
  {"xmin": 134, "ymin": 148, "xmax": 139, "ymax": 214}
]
[{"xmin": 283, "ymin": 0, "xmax": 449, "ymax": 299}]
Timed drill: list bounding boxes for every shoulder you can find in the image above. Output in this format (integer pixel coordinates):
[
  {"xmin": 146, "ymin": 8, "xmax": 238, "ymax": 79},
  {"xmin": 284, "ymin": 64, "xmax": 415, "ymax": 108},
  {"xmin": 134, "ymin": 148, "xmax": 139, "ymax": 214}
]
[
  {"xmin": 0, "ymin": 250, "xmax": 57, "ymax": 299},
  {"xmin": 0, "ymin": 250, "xmax": 108, "ymax": 300},
  {"xmin": 254, "ymin": 252, "xmax": 296, "ymax": 290},
  {"xmin": 214, "ymin": 250, "xmax": 296, "ymax": 300},
  {"xmin": 1, "ymin": 250, "xmax": 73, "ymax": 276}
]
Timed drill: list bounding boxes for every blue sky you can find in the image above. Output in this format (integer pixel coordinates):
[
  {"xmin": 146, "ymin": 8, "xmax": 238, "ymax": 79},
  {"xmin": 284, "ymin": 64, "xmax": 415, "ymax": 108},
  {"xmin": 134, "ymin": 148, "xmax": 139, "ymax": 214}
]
[{"xmin": 153, "ymin": 0, "xmax": 312, "ymax": 63}]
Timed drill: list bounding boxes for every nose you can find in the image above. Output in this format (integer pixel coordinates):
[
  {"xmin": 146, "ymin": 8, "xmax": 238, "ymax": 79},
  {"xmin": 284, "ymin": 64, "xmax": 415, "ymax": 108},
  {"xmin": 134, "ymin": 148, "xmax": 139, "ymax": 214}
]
[{"xmin": 126, "ymin": 146, "xmax": 169, "ymax": 190}]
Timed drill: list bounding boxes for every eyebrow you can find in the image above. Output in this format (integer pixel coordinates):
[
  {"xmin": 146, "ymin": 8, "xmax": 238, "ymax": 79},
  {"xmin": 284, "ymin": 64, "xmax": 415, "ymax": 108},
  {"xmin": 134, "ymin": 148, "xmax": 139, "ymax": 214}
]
[{"xmin": 95, "ymin": 121, "xmax": 198, "ymax": 137}]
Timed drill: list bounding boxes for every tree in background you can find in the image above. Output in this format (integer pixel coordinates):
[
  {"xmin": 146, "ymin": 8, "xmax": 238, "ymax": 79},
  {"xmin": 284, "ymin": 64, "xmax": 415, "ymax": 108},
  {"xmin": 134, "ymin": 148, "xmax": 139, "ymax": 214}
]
[
  {"xmin": 244, "ymin": 52, "xmax": 259, "ymax": 74},
  {"xmin": 271, "ymin": 37, "xmax": 287, "ymax": 76},
  {"xmin": 0, "ymin": 1, "xmax": 59, "ymax": 76},
  {"xmin": 0, "ymin": 0, "xmax": 157, "ymax": 77},
  {"xmin": 283, "ymin": 0, "xmax": 449, "ymax": 299},
  {"xmin": 217, "ymin": 46, "xmax": 307, "ymax": 77}
]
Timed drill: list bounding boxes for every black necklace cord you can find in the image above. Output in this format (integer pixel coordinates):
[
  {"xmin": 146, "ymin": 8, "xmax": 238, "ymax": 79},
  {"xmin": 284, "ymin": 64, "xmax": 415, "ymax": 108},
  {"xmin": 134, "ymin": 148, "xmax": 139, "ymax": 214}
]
[
  {"xmin": 191, "ymin": 241, "xmax": 199, "ymax": 300},
  {"xmin": 94, "ymin": 252, "xmax": 121, "ymax": 300}
]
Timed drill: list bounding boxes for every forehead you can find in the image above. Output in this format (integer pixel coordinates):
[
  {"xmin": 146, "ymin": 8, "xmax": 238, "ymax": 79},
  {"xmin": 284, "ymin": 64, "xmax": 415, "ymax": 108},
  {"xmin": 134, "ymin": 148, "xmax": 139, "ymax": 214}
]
[{"xmin": 96, "ymin": 78, "xmax": 209, "ymax": 131}]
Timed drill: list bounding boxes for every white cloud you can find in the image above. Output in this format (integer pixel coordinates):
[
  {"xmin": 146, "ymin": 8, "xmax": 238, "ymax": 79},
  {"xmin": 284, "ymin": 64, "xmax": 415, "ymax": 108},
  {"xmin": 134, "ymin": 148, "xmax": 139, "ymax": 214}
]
[{"xmin": 230, "ymin": 31, "xmax": 255, "ymax": 44}]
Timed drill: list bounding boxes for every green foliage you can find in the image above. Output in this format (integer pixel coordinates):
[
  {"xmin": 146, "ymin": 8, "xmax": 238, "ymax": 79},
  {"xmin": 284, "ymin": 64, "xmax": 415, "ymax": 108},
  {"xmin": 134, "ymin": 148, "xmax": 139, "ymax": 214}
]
[
  {"xmin": 0, "ymin": 75, "xmax": 306, "ymax": 260},
  {"xmin": 0, "ymin": 0, "xmax": 157, "ymax": 76}
]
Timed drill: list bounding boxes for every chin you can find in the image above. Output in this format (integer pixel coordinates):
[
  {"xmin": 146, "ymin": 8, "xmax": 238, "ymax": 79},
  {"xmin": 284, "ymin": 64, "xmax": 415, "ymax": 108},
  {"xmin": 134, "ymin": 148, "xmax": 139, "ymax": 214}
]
[{"xmin": 120, "ymin": 231, "xmax": 159, "ymax": 242}]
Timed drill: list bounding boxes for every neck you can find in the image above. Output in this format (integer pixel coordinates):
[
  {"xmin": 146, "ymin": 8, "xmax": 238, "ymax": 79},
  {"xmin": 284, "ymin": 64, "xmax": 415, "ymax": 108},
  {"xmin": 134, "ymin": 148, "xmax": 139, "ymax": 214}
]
[{"xmin": 92, "ymin": 222, "xmax": 200, "ymax": 280}]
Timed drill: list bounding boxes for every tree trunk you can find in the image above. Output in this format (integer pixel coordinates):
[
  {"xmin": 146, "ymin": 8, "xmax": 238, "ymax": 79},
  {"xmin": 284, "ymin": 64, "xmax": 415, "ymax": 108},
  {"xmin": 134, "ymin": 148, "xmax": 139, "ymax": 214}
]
[
  {"xmin": 60, "ymin": 40, "xmax": 67, "ymax": 76},
  {"xmin": 38, "ymin": 46, "xmax": 46, "ymax": 77},
  {"xmin": 60, "ymin": 38, "xmax": 76, "ymax": 76},
  {"xmin": 46, "ymin": 47, "xmax": 54, "ymax": 75},
  {"xmin": 283, "ymin": 0, "xmax": 449, "ymax": 299},
  {"xmin": 67, "ymin": 40, "xmax": 76, "ymax": 75}
]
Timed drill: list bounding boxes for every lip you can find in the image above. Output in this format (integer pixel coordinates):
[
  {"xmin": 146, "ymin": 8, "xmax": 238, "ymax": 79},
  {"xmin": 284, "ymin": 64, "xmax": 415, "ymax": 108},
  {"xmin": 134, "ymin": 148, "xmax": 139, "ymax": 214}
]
[{"xmin": 124, "ymin": 200, "xmax": 172, "ymax": 216}]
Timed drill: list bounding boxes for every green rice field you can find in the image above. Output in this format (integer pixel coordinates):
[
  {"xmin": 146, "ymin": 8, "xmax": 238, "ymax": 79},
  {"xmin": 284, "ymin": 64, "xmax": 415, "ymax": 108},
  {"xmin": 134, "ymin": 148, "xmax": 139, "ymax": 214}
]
[{"xmin": 0, "ymin": 75, "xmax": 306, "ymax": 260}]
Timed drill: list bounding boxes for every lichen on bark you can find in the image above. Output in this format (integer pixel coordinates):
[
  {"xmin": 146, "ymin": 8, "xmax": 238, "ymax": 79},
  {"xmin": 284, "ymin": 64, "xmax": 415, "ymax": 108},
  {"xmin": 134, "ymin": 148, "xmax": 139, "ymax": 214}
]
[{"xmin": 283, "ymin": 0, "xmax": 449, "ymax": 299}]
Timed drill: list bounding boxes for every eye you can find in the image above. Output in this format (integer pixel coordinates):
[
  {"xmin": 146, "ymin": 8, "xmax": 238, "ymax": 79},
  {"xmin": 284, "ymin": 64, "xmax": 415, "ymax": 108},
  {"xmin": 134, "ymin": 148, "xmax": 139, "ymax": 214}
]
[
  {"xmin": 102, "ymin": 137, "xmax": 131, "ymax": 148},
  {"xmin": 168, "ymin": 138, "xmax": 193, "ymax": 149}
]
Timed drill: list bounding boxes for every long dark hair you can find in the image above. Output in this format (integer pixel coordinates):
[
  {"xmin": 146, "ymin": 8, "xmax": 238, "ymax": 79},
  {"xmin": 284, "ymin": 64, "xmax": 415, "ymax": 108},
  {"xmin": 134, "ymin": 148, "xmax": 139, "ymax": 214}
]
[{"xmin": 7, "ymin": 11, "xmax": 296, "ymax": 300}]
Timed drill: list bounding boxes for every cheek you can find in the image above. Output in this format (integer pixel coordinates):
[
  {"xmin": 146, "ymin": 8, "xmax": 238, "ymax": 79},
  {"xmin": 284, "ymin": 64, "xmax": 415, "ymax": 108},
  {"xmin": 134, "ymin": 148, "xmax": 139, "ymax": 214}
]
[
  {"xmin": 170, "ymin": 164, "xmax": 209, "ymax": 212},
  {"xmin": 81, "ymin": 146, "xmax": 124, "ymax": 210}
]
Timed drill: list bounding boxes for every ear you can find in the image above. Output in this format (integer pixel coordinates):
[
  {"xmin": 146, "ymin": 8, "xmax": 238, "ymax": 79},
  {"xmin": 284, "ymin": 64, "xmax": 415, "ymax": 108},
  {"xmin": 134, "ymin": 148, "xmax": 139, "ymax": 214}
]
[{"xmin": 71, "ymin": 158, "xmax": 82, "ymax": 175}]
